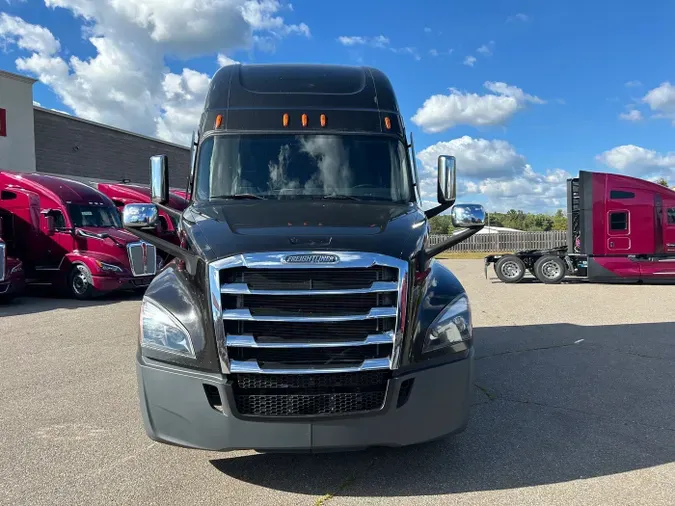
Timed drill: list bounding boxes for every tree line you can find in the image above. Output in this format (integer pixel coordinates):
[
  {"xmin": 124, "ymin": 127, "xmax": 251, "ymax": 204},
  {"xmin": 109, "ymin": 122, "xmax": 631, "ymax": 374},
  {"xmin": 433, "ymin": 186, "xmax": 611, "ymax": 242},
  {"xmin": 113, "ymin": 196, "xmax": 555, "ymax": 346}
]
[{"xmin": 429, "ymin": 209, "xmax": 569, "ymax": 235}]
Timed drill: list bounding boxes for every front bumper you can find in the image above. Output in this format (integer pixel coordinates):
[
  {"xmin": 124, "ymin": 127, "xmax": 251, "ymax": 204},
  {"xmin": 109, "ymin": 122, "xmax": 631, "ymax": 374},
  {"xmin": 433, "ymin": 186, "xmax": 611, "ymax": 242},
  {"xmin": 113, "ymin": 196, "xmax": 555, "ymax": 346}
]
[
  {"xmin": 136, "ymin": 351, "xmax": 474, "ymax": 452},
  {"xmin": 0, "ymin": 273, "xmax": 25, "ymax": 298},
  {"xmin": 91, "ymin": 274, "xmax": 154, "ymax": 293}
]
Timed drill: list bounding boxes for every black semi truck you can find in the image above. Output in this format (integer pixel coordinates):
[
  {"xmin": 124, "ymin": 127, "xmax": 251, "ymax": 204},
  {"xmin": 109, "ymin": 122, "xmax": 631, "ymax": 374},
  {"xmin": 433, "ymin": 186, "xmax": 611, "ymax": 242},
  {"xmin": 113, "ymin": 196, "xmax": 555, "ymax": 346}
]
[{"xmin": 121, "ymin": 63, "xmax": 486, "ymax": 452}]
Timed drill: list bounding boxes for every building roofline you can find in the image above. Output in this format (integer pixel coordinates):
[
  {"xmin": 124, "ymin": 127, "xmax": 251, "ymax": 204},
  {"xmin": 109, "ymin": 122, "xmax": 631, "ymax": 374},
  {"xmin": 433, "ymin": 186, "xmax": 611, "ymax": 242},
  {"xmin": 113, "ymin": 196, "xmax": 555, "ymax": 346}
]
[
  {"xmin": 33, "ymin": 106, "xmax": 191, "ymax": 151},
  {"xmin": 0, "ymin": 69, "xmax": 38, "ymax": 85}
]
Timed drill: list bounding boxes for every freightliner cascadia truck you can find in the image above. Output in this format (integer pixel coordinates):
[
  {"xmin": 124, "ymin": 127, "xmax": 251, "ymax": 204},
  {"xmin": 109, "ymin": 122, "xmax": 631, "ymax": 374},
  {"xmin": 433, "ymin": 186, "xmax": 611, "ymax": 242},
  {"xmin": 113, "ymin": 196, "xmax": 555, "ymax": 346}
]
[
  {"xmin": 121, "ymin": 63, "xmax": 486, "ymax": 452},
  {"xmin": 486, "ymin": 170, "xmax": 675, "ymax": 284}
]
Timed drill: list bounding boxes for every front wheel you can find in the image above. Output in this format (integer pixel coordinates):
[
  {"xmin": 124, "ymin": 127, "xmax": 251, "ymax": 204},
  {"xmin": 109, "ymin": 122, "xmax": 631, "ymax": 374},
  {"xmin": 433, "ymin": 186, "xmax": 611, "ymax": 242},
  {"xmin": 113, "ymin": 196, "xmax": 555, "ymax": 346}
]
[
  {"xmin": 67, "ymin": 264, "xmax": 96, "ymax": 299},
  {"xmin": 494, "ymin": 255, "xmax": 526, "ymax": 283},
  {"xmin": 534, "ymin": 255, "xmax": 566, "ymax": 284}
]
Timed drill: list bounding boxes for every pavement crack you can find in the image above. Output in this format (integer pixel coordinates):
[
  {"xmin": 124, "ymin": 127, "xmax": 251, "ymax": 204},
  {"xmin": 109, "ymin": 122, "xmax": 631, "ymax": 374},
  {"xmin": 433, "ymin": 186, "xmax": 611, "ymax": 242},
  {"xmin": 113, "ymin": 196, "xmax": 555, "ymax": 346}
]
[
  {"xmin": 474, "ymin": 382, "xmax": 496, "ymax": 401},
  {"xmin": 315, "ymin": 456, "xmax": 378, "ymax": 505},
  {"xmin": 476, "ymin": 342, "xmax": 579, "ymax": 360}
]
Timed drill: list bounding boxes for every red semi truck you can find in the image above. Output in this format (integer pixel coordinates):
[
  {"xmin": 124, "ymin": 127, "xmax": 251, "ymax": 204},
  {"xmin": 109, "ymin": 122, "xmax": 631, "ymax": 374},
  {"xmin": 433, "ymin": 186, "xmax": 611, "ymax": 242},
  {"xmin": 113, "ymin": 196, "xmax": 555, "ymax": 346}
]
[
  {"xmin": 0, "ymin": 171, "xmax": 159, "ymax": 299},
  {"xmin": 0, "ymin": 221, "xmax": 25, "ymax": 302},
  {"xmin": 486, "ymin": 170, "xmax": 675, "ymax": 284},
  {"xmin": 92, "ymin": 182, "xmax": 189, "ymax": 246}
]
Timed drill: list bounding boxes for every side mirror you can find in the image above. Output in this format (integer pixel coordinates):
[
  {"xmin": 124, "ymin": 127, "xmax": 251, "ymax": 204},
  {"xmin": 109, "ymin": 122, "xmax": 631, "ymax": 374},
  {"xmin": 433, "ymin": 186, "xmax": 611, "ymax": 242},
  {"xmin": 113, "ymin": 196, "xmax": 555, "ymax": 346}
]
[
  {"xmin": 122, "ymin": 203, "xmax": 159, "ymax": 230},
  {"xmin": 150, "ymin": 154, "xmax": 169, "ymax": 205},
  {"xmin": 45, "ymin": 215, "xmax": 56, "ymax": 235},
  {"xmin": 451, "ymin": 204, "xmax": 486, "ymax": 228},
  {"xmin": 437, "ymin": 155, "xmax": 457, "ymax": 204}
]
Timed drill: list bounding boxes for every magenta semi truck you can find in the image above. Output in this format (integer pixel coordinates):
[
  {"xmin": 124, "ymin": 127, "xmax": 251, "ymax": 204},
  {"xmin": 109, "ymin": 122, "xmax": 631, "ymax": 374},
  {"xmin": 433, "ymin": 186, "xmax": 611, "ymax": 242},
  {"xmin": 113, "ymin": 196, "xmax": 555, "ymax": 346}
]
[
  {"xmin": 93, "ymin": 182, "xmax": 189, "ymax": 251},
  {"xmin": 0, "ymin": 171, "xmax": 159, "ymax": 299},
  {"xmin": 0, "ymin": 223, "xmax": 25, "ymax": 302},
  {"xmin": 486, "ymin": 170, "xmax": 675, "ymax": 284}
]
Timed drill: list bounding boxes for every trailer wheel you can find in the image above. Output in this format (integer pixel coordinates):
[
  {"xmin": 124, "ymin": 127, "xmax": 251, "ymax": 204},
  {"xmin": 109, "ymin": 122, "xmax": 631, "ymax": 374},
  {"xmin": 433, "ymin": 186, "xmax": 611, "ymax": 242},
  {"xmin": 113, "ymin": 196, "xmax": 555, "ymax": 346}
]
[
  {"xmin": 67, "ymin": 264, "xmax": 96, "ymax": 300},
  {"xmin": 494, "ymin": 255, "xmax": 526, "ymax": 283},
  {"xmin": 534, "ymin": 255, "xmax": 566, "ymax": 284}
]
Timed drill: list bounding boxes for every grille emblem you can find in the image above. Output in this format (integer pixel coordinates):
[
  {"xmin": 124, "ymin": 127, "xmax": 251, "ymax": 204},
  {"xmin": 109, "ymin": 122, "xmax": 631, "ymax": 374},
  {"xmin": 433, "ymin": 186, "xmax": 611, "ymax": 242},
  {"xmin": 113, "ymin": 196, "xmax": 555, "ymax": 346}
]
[{"xmin": 284, "ymin": 254, "xmax": 339, "ymax": 264}]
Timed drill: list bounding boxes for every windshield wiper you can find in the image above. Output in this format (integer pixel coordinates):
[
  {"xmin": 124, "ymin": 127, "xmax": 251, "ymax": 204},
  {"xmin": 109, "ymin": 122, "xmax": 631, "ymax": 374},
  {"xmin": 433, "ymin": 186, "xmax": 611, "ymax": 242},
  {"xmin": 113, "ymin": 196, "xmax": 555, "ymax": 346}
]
[
  {"xmin": 212, "ymin": 194, "xmax": 267, "ymax": 200},
  {"xmin": 321, "ymin": 194, "xmax": 362, "ymax": 201}
]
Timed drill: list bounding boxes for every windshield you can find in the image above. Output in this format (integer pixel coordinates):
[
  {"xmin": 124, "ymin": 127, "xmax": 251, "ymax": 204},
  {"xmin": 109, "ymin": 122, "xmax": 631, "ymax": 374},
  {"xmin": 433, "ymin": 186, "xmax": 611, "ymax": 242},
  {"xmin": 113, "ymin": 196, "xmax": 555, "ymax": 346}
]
[
  {"xmin": 68, "ymin": 204, "xmax": 122, "ymax": 228},
  {"xmin": 195, "ymin": 134, "xmax": 412, "ymax": 202}
]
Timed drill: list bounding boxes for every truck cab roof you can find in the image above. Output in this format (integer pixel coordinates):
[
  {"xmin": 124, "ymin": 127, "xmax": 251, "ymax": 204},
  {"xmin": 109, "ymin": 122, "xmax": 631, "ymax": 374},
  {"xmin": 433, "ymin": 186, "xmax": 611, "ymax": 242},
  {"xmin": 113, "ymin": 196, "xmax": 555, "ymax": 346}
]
[
  {"xmin": 199, "ymin": 63, "xmax": 404, "ymax": 138},
  {"xmin": 0, "ymin": 171, "xmax": 115, "ymax": 208}
]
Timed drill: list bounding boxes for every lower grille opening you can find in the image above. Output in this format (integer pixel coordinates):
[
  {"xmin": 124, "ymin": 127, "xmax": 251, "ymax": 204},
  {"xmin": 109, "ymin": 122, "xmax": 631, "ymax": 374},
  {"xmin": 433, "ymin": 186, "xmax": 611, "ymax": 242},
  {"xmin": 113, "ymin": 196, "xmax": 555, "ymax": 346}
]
[
  {"xmin": 232, "ymin": 371, "xmax": 389, "ymax": 417},
  {"xmin": 397, "ymin": 379, "xmax": 414, "ymax": 408},
  {"xmin": 203, "ymin": 384, "xmax": 223, "ymax": 412}
]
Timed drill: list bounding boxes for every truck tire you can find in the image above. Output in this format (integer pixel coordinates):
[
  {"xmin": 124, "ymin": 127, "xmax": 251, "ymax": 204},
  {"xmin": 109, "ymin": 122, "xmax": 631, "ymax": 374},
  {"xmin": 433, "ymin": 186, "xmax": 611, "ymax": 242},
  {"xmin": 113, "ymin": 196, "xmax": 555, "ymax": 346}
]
[
  {"xmin": 494, "ymin": 255, "xmax": 526, "ymax": 283},
  {"xmin": 534, "ymin": 255, "xmax": 566, "ymax": 284},
  {"xmin": 67, "ymin": 264, "xmax": 96, "ymax": 300}
]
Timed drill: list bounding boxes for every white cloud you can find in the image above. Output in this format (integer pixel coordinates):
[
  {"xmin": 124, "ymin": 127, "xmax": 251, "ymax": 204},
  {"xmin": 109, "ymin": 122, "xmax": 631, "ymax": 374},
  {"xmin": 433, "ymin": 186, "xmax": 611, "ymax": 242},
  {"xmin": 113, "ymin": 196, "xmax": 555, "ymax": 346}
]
[
  {"xmin": 416, "ymin": 136, "xmax": 569, "ymax": 212},
  {"xmin": 337, "ymin": 35, "xmax": 421, "ymax": 59},
  {"xmin": 429, "ymin": 49, "xmax": 438, "ymax": 56},
  {"xmin": 337, "ymin": 35, "xmax": 389, "ymax": 48},
  {"xmin": 33, "ymin": 100, "xmax": 41, "ymax": 106},
  {"xmin": 417, "ymin": 136, "xmax": 526, "ymax": 179},
  {"xmin": 596, "ymin": 145, "xmax": 675, "ymax": 177},
  {"xmin": 156, "ymin": 68, "xmax": 211, "ymax": 144},
  {"xmin": 476, "ymin": 41, "xmax": 494, "ymax": 56},
  {"xmin": 217, "ymin": 54, "xmax": 239, "ymax": 67},
  {"xmin": 411, "ymin": 81, "xmax": 545, "ymax": 133},
  {"xmin": 391, "ymin": 46, "xmax": 420, "ymax": 60},
  {"xmin": 619, "ymin": 109, "xmax": 643, "ymax": 121},
  {"xmin": 463, "ymin": 55, "xmax": 476, "ymax": 67},
  {"xmin": 0, "ymin": 13, "xmax": 60, "ymax": 54},
  {"xmin": 641, "ymin": 81, "xmax": 675, "ymax": 124},
  {"xmin": 507, "ymin": 13, "xmax": 529, "ymax": 22},
  {"xmin": 2, "ymin": 2, "xmax": 310, "ymax": 146},
  {"xmin": 625, "ymin": 80, "xmax": 642, "ymax": 87}
]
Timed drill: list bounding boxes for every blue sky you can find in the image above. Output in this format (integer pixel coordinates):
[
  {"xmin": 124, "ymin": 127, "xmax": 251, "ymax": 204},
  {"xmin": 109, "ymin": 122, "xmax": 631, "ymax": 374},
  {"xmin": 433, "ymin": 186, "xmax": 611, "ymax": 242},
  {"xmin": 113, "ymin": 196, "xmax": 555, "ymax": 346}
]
[{"xmin": 2, "ymin": 0, "xmax": 675, "ymax": 212}]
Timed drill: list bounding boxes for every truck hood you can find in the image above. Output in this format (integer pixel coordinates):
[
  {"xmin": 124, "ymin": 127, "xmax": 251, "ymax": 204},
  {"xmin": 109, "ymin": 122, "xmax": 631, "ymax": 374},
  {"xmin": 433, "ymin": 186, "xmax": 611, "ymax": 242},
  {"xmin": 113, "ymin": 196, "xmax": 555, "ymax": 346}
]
[
  {"xmin": 77, "ymin": 226, "xmax": 141, "ymax": 245},
  {"xmin": 183, "ymin": 200, "xmax": 429, "ymax": 262}
]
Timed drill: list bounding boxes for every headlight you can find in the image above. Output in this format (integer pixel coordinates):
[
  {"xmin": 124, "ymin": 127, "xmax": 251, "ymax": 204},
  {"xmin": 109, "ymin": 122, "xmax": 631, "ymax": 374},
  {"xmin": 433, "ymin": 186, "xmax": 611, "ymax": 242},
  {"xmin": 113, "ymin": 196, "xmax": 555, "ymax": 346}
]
[
  {"xmin": 96, "ymin": 260, "xmax": 123, "ymax": 273},
  {"xmin": 140, "ymin": 298, "xmax": 195, "ymax": 357},
  {"xmin": 423, "ymin": 293, "xmax": 472, "ymax": 353}
]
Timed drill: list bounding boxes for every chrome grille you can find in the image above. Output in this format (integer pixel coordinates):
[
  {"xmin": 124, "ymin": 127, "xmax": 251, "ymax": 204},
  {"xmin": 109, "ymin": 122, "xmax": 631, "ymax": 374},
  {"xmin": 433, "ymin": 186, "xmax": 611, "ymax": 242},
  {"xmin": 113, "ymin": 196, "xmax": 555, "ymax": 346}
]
[
  {"xmin": 127, "ymin": 241, "xmax": 157, "ymax": 277},
  {"xmin": 0, "ymin": 243, "xmax": 5, "ymax": 283},
  {"xmin": 209, "ymin": 251, "xmax": 408, "ymax": 417}
]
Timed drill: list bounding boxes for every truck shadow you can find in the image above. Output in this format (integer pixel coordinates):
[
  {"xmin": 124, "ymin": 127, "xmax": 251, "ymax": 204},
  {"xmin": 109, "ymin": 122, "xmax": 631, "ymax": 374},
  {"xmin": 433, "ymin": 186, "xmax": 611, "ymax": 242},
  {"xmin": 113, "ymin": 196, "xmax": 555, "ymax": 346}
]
[
  {"xmin": 0, "ymin": 289, "xmax": 143, "ymax": 317},
  {"xmin": 211, "ymin": 321, "xmax": 675, "ymax": 496}
]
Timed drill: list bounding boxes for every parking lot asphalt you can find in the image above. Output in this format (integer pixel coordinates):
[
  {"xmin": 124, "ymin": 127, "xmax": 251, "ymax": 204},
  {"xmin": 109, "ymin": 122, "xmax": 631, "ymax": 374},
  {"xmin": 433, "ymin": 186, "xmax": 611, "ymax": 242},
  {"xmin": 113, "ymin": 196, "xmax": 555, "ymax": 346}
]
[{"xmin": 1, "ymin": 259, "xmax": 674, "ymax": 506}]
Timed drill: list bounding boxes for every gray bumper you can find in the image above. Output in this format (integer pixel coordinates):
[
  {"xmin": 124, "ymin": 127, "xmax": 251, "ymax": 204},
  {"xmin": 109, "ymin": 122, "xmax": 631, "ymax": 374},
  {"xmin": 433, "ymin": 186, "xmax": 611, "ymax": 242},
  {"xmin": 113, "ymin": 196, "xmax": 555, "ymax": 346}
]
[{"xmin": 136, "ymin": 352, "xmax": 474, "ymax": 452}]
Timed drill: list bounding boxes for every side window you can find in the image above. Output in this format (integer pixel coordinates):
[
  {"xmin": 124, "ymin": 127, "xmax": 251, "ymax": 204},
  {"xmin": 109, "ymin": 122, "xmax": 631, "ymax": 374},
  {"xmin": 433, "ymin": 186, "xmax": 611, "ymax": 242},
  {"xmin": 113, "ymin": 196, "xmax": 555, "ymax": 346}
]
[
  {"xmin": 47, "ymin": 210, "xmax": 66, "ymax": 229},
  {"xmin": 610, "ymin": 190, "xmax": 635, "ymax": 199},
  {"xmin": 610, "ymin": 211, "xmax": 628, "ymax": 231},
  {"xmin": 667, "ymin": 208, "xmax": 675, "ymax": 225}
]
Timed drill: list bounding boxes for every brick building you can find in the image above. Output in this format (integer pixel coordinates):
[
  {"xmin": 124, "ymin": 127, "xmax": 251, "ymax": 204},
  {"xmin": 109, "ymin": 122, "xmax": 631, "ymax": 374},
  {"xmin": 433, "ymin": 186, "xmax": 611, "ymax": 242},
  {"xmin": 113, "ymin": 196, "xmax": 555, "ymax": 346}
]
[{"xmin": 0, "ymin": 69, "xmax": 190, "ymax": 188}]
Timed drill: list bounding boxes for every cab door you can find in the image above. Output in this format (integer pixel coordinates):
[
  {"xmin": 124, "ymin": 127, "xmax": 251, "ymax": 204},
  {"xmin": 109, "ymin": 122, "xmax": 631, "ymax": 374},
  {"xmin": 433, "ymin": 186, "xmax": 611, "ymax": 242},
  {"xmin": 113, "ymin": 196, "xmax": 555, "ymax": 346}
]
[
  {"xmin": 662, "ymin": 198, "xmax": 675, "ymax": 254},
  {"xmin": 638, "ymin": 195, "xmax": 675, "ymax": 280},
  {"xmin": 36, "ymin": 209, "xmax": 74, "ymax": 268}
]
